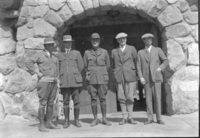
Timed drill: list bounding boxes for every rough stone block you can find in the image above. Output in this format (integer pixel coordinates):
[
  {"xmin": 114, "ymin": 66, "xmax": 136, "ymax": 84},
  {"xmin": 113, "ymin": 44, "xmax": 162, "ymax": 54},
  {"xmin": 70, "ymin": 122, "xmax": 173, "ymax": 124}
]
[
  {"xmin": 27, "ymin": 17, "xmax": 34, "ymax": 28},
  {"xmin": 183, "ymin": 10, "xmax": 198, "ymax": 25},
  {"xmin": 16, "ymin": 41, "xmax": 25, "ymax": 57},
  {"xmin": 0, "ymin": 38, "xmax": 16, "ymax": 55},
  {"xmin": 187, "ymin": 43, "xmax": 199, "ymax": 65},
  {"xmin": 48, "ymin": 0, "xmax": 66, "ymax": 11},
  {"xmin": 38, "ymin": 0, "xmax": 48, "ymax": 5},
  {"xmin": 19, "ymin": 6, "xmax": 29, "ymax": 18},
  {"xmin": 17, "ymin": 25, "xmax": 33, "ymax": 41},
  {"xmin": 171, "ymin": 66, "xmax": 199, "ymax": 114},
  {"xmin": 24, "ymin": 37, "xmax": 44, "ymax": 50},
  {"xmin": 66, "ymin": 0, "xmax": 85, "ymax": 19},
  {"xmin": 164, "ymin": 39, "xmax": 186, "ymax": 71},
  {"xmin": 31, "ymin": 5, "xmax": 49, "ymax": 19},
  {"xmin": 157, "ymin": 5, "xmax": 183, "ymax": 27},
  {"xmin": 0, "ymin": 25, "xmax": 13, "ymax": 39},
  {"xmin": 44, "ymin": 10, "xmax": 64, "ymax": 28},
  {"xmin": 15, "ymin": 17, "xmax": 27, "ymax": 28},
  {"xmin": 0, "ymin": 55, "xmax": 16, "ymax": 75},
  {"xmin": 177, "ymin": 0, "xmax": 189, "ymax": 12},
  {"xmin": 191, "ymin": 24, "xmax": 198, "ymax": 42},
  {"xmin": 23, "ymin": 0, "xmax": 38, "ymax": 6},
  {"xmin": 0, "ymin": 73, "xmax": 5, "ymax": 91},
  {"xmin": 126, "ymin": 0, "xmax": 140, "ymax": 14},
  {"xmin": 136, "ymin": 0, "xmax": 153, "ymax": 13},
  {"xmin": 147, "ymin": 0, "xmax": 168, "ymax": 18},
  {"xmin": 166, "ymin": 0, "xmax": 179, "ymax": 4},
  {"xmin": 163, "ymin": 23, "xmax": 191, "ymax": 39},
  {"xmin": 174, "ymin": 35, "xmax": 194, "ymax": 50},
  {"xmin": 33, "ymin": 19, "xmax": 57, "ymax": 38},
  {"xmin": 80, "ymin": 0, "xmax": 95, "ymax": 16}
]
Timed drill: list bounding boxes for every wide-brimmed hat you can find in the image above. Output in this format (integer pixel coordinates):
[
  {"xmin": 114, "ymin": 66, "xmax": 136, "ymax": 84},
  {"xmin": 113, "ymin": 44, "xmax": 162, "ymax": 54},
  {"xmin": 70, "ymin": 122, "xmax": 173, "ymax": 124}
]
[
  {"xmin": 63, "ymin": 35, "xmax": 74, "ymax": 42},
  {"xmin": 115, "ymin": 32, "xmax": 128, "ymax": 39},
  {"xmin": 88, "ymin": 33, "xmax": 103, "ymax": 40},
  {"xmin": 44, "ymin": 37, "xmax": 55, "ymax": 45},
  {"xmin": 141, "ymin": 33, "xmax": 154, "ymax": 40}
]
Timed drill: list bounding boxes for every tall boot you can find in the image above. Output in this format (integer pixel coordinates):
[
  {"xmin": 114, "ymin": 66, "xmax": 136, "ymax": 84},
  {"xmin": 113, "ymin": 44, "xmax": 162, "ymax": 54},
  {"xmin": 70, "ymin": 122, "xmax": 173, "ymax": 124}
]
[
  {"xmin": 46, "ymin": 106, "xmax": 60, "ymax": 129},
  {"xmin": 38, "ymin": 105, "xmax": 49, "ymax": 132},
  {"xmin": 101, "ymin": 104, "xmax": 111, "ymax": 126},
  {"xmin": 74, "ymin": 108, "xmax": 81, "ymax": 127},
  {"xmin": 63, "ymin": 107, "xmax": 70, "ymax": 128},
  {"xmin": 90, "ymin": 105, "xmax": 99, "ymax": 127}
]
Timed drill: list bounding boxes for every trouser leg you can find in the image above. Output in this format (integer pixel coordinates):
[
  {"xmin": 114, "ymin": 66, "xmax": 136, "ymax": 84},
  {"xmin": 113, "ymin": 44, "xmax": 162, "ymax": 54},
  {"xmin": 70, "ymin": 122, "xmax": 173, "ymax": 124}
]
[
  {"xmin": 153, "ymin": 82, "xmax": 162, "ymax": 121},
  {"xmin": 145, "ymin": 81, "xmax": 154, "ymax": 121}
]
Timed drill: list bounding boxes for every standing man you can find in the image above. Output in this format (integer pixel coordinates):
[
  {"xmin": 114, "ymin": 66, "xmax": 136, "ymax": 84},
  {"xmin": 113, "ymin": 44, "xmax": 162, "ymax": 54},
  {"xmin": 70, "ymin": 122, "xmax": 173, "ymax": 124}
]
[
  {"xmin": 137, "ymin": 33, "xmax": 168, "ymax": 125},
  {"xmin": 26, "ymin": 38, "xmax": 60, "ymax": 132},
  {"xmin": 111, "ymin": 32, "xmax": 138, "ymax": 125},
  {"xmin": 57, "ymin": 35, "xmax": 84, "ymax": 128},
  {"xmin": 84, "ymin": 33, "xmax": 111, "ymax": 127}
]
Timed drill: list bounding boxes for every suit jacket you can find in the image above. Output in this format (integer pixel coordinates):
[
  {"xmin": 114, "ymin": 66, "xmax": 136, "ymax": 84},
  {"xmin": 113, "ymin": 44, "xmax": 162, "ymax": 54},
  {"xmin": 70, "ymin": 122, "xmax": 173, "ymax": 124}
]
[
  {"xmin": 57, "ymin": 50, "xmax": 84, "ymax": 88},
  {"xmin": 111, "ymin": 45, "xmax": 138, "ymax": 83},
  {"xmin": 137, "ymin": 46, "xmax": 168, "ymax": 83},
  {"xmin": 83, "ymin": 48, "xmax": 110, "ymax": 84}
]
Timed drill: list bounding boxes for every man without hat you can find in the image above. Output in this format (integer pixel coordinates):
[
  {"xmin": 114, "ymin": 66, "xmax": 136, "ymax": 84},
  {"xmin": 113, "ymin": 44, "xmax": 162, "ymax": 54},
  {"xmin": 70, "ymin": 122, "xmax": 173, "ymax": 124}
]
[
  {"xmin": 137, "ymin": 33, "xmax": 168, "ymax": 125},
  {"xmin": 111, "ymin": 32, "xmax": 138, "ymax": 125},
  {"xmin": 57, "ymin": 35, "xmax": 84, "ymax": 128},
  {"xmin": 25, "ymin": 38, "xmax": 60, "ymax": 132},
  {"xmin": 83, "ymin": 33, "xmax": 111, "ymax": 127}
]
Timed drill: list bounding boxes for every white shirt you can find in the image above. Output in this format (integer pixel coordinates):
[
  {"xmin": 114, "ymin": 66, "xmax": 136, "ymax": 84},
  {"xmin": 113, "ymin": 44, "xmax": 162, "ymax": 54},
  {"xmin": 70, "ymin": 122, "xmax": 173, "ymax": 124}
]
[
  {"xmin": 45, "ymin": 50, "xmax": 50, "ymax": 57},
  {"xmin": 120, "ymin": 44, "xmax": 126, "ymax": 52},
  {"xmin": 146, "ymin": 45, "xmax": 152, "ymax": 52},
  {"xmin": 65, "ymin": 48, "xmax": 71, "ymax": 53}
]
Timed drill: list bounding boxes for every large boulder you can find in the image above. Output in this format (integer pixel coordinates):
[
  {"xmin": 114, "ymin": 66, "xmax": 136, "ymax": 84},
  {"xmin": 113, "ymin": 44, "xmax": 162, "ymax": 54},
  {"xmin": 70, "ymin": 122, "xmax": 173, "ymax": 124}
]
[
  {"xmin": 126, "ymin": 0, "xmax": 140, "ymax": 14},
  {"xmin": 33, "ymin": 19, "xmax": 57, "ymax": 38},
  {"xmin": 177, "ymin": 0, "xmax": 189, "ymax": 12},
  {"xmin": 66, "ymin": 0, "xmax": 85, "ymax": 19},
  {"xmin": 187, "ymin": 43, "xmax": 199, "ymax": 65},
  {"xmin": 4, "ymin": 68, "xmax": 37, "ymax": 94},
  {"xmin": 166, "ymin": 0, "xmax": 179, "ymax": 4},
  {"xmin": 0, "ymin": 25, "xmax": 13, "ymax": 39},
  {"xmin": 17, "ymin": 25, "xmax": 33, "ymax": 41},
  {"xmin": 48, "ymin": 0, "xmax": 66, "ymax": 11},
  {"xmin": 31, "ymin": 5, "xmax": 49, "ymax": 19},
  {"xmin": 0, "ymin": 73, "xmax": 5, "ymax": 91},
  {"xmin": 0, "ymin": 38, "xmax": 16, "ymax": 55},
  {"xmin": 0, "ymin": 54, "xmax": 16, "ymax": 75},
  {"xmin": 58, "ymin": 5, "xmax": 76, "ymax": 25},
  {"xmin": 157, "ymin": 5, "xmax": 183, "ymax": 27},
  {"xmin": 191, "ymin": 24, "xmax": 198, "ymax": 42},
  {"xmin": 23, "ymin": 0, "xmax": 38, "ymax": 6},
  {"xmin": 44, "ymin": 10, "xmax": 64, "ymax": 28},
  {"xmin": 171, "ymin": 66, "xmax": 199, "ymax": 114},
  {"xmin": 183, "ymin": 10, "xmax": 198, "ymax": 25},
  {"xmin": 164, "ymin": 39, "xmax": 186, "ymax": 71},
  {"xmin": 163, "ymin": 23, "xmax": 192, "ymax": 40},
  {"xmin": 38, "ymin": 0, "xmax": 48, "ymax": 5},
  {"xmin": 24, "ymin": 37, "xmax": 44, "ymax": 50},
  {"xmin": 174, "ymin": 35, "xmax": 194, "ymax": 51}
]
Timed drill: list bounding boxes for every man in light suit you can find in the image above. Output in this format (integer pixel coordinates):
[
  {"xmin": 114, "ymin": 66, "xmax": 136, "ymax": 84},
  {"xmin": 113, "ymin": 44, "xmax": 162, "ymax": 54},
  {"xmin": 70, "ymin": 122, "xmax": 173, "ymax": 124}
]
[
  {"xmin": 111, "ymin": 32, "xmax": 138, "ymax": 125},
  {"xmin": 137, "ymin": 33, "xmax": 168, "ymax": 125},
  {"xmin": 57, "ymin": 35, "xmax": 84, "ymax": 128},
  {"xmin": 84, "ymin": 33, "xmax": 111, "ymax": 127}
]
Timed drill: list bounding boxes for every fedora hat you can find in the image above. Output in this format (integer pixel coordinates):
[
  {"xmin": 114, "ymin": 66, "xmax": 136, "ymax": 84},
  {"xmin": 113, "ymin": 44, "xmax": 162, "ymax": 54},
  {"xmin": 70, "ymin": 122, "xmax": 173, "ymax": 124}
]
[
  {"xmin": 115, "ymin": 32, "xmax": 128, "ymax": 39},
  {"xmin": 88, "ymin": 33, "xmax": 103, "ymax": 40},
  {"xmin": 141, "ymin": 33, "xmax": 154, "ymax": 40},
  {"xmin": 44, "ymin": 37, "xmax": 55, "ymax": 45},
  {"xmin": 63, "ymin": 35, "xmax": 74, "ymax": 42}
]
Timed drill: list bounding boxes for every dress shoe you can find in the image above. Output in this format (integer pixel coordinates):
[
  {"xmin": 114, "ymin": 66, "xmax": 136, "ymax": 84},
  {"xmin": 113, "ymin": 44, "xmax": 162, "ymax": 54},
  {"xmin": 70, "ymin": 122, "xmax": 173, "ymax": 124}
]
[
  {"xmin": 102, "ymin": 117, "xmax": 111, "ymax": 126},
  {"xmin": 127, "ymin": 118, "xmax": 137, "ymax": 125},
  {"xmin": 46, "ymin": 122, "xmax": 60, "ymax": 129},
  {"xmin": 63, "ymin": 121, "xmax": 70, "ymax": 128},
  {"xmin": 74, "ymin": 108, "xmax": 82, "ymax": 128},
  {"xmin": 119, "ymin": 119, "xmax": 126, "ymax": 125},
  {"xmin": 157, "ymin": 120, "xmax": 165, "ymax": 125},
  {"xmin": 39, "ymin": 123, "xmax": 49, "ymax": 132},
  {"xmin": 90, "ymin": 118, "xmax": 99, "ymax": 127},
  {"xmin": 144, "ymin": 120, "xmax": 154, "ymax": 125}
]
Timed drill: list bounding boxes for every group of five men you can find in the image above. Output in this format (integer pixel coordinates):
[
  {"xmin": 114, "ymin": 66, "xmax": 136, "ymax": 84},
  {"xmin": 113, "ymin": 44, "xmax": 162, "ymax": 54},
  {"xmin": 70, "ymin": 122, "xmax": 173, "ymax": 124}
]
[{"xmin": 25, "ymin": 32, "xmax": 168, "ymax": 132}]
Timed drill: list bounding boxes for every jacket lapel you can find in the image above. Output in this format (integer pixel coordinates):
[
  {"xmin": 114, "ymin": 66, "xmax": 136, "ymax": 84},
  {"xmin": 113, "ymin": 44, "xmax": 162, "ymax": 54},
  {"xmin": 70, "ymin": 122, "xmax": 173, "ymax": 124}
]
[
  {"xmin": 142, "ymin": 48, "xmax": 150, "ymax": 62},
  {"xmin": 150, "ymin": 46, "xmax": 156, "ymax": 61},
  {"xmin": 97, "ymin": 48, "xmax": 102, "ymax": 56},
  {"xmin": 123, "ymin": 45, "xmax": 129, "ymax": 55},
  {"xmin": 117, "ymin": 47, "xmax": 124, "ymax": 62}
]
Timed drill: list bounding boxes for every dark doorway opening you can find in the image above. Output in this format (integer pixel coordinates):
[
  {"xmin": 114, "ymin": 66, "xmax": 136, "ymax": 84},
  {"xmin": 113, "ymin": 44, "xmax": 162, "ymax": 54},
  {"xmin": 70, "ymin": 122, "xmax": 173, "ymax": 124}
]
[{"xmin": 69, "ymin": 22, "xmax": 162, "ymax": 113}]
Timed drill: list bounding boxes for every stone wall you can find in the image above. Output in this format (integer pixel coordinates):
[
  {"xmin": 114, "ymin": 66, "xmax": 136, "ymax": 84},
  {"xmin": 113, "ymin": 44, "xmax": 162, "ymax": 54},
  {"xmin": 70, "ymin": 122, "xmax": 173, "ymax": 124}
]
[{"xmin": 0, "ymin": 0, "xmax": 199, "ymax": 122}]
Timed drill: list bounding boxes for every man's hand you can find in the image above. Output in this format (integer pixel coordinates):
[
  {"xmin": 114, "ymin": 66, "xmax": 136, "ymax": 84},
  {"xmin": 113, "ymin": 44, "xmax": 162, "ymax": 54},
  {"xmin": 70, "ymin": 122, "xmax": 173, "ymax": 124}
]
[
  {"xmin": 140, "ymin": 78, "xmax": 146, "ymax": 85},
  {"xmin": 156, "ymin": 67, "xmax": 161, "ymax": 72}
]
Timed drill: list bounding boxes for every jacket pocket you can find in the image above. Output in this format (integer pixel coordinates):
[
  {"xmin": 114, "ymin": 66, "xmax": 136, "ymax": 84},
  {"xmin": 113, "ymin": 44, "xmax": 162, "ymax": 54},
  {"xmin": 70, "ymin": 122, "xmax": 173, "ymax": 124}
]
[
  {"xmin": 101, "ymin": 70, "xmax": 109, "ymax": 81},
  {"xmin": 131, "ymin": 64, "xmax": 135, "ymax": 70},
  {"xmin": 73, "ymin": 70, "xmax": 82, "ymax": 83}
]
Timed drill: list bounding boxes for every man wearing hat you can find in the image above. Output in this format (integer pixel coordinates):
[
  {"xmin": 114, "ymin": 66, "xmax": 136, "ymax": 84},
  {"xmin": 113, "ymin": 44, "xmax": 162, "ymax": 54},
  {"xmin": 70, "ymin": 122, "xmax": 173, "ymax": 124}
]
[
  {"xmin": 26, "ymin": 37, "xmax": 60, "ymax": 132},
  {"xmin": 57, "ymin": 35, "xmax": 84, "ymax": 128},
  {"xmin": 137, "ymin": 33, "xmax": 168, "ymax": 125},
  {"xmin": 83, "ymin": 33, "xmax": 111, "ymax": 127},
  {"xmin": 111, "ymin": 32, "xmax": 138, "ymax": 125}
]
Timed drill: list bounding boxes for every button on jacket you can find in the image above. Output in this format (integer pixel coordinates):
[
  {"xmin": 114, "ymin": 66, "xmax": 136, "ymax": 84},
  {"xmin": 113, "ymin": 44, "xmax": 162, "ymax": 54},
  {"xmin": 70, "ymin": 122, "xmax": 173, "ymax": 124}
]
[
  {"xmin": 57, "ymin": 50, "xmax": 84, "ymax": 88},
  {"xmin": 25, "ymin": 50, "xmax": 59, "ymax": 82},
  {"xmin": 111, "ymin": 45, "xmax": 138, "ymax": 83},
  {"xmin": 84, "ymin": 48, "xmax": 110, "ymax": 84}
]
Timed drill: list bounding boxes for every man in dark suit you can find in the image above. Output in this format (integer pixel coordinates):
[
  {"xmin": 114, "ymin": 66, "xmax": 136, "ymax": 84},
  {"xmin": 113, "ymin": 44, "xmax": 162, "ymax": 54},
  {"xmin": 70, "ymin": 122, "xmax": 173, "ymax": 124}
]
[
  {"xmin": 26, "ymin": 38, "xmax": 60, "ymax": 132},
  {"xmin": 84, "ymin": 33, "xmax": 111, "ymax": 127},
  {"xmin": 111, "ymin": 32, "xmax": 138, "ymax": 125},
  {"xmin": 137, "ymin": 33, "xmax": 168, "ymax": 125},
  {"xmin": 57, "ymin": 35, "xmax": 84, "ymax": 128}
]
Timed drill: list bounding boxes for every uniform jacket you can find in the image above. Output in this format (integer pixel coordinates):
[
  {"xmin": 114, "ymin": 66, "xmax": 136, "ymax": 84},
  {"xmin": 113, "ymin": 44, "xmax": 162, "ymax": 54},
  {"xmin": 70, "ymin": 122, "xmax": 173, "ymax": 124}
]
[
  {"xmin": 84, "ymin": 48, "xmax": 110, "ymax": 84},
  {"xmin": 25, "ymin": 50, "xmax": 59, "ymax": 82},
  {"xmin": 137, "ymin": 46, "xmax": 168, "ymax": 83},
  {"xmin": 57, "ymin": 49, "xmax": 84, "ymax": 88},
  {"xmin": 111, "ymin": 45, "xmax": 138, "ymax": 83}
]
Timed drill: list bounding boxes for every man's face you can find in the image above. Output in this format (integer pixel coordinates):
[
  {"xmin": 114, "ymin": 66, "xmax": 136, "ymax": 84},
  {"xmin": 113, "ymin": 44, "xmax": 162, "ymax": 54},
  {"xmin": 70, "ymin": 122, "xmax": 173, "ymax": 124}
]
[
  {"xmin": 91, "ymin": 38, "xmax": 100, "ymax": 48},
  {"xmin": 63, "ymin": 41, "xmax": 72, "ymax": 49},
  {"xmin": 117, "ymin": 37, "xmax": 127, "ymax": 46},
  {"xmin": 143, "ymin": 37, "xmax": 152, "ymax": 46},
  {"xmin": 44, "ymin": 43, "xmax": 54, "ymax": 52}
]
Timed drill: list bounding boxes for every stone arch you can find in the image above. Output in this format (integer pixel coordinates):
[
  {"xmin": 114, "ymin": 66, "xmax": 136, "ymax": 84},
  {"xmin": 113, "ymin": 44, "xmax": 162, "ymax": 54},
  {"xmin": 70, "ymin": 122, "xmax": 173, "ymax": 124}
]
[{"xmin": 0, "ymin": 0, "xmax": 199, "ymax": 121}]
